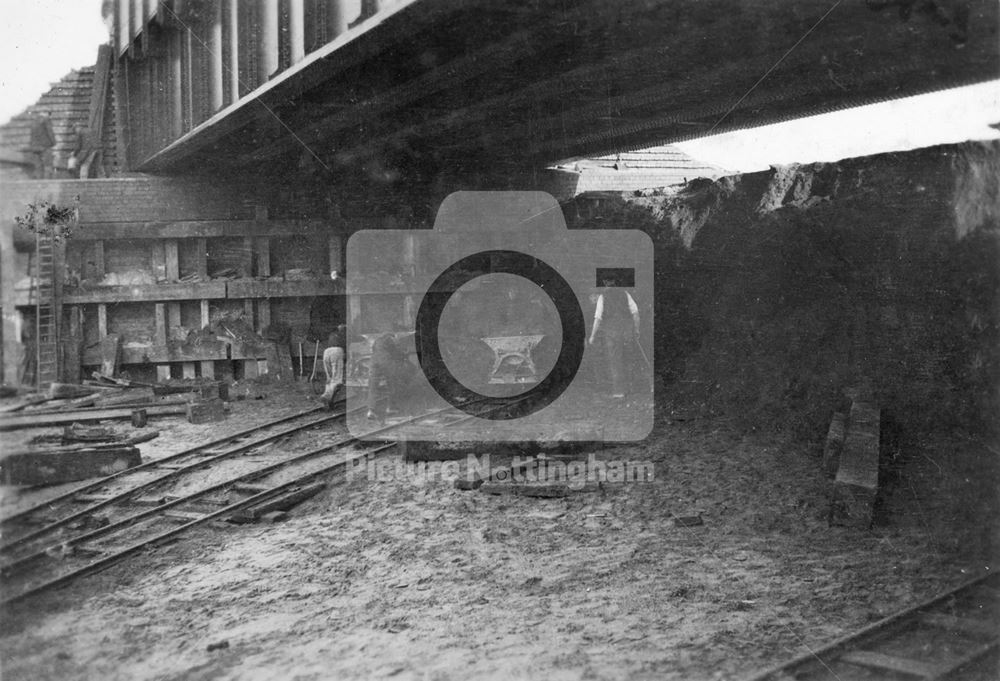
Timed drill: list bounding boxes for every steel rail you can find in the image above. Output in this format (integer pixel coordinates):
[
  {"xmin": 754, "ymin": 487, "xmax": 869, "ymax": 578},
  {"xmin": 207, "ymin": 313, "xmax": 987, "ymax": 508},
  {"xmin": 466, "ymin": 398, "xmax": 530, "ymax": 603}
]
[
  {"xmin": 1, "ymin": 398, "xmax": 509, "ymax": 604},
  {"xmin": 1, "ymin": 405, "xmax": 348, "ymax": 553},
  {"xmin": 742, "ymin": 571, "xmax": 999, "ymax": 681},
  {"xmin": 1, "ymin": 403, "xmax": 331, "ymax": 529}
]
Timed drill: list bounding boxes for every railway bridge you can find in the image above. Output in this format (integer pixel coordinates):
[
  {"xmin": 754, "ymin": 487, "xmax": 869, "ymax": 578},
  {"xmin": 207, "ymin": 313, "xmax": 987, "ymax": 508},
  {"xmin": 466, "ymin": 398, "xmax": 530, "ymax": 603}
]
[{"xmin": 114, "ymin": 0, "xmax": 998, "ymax": 181}]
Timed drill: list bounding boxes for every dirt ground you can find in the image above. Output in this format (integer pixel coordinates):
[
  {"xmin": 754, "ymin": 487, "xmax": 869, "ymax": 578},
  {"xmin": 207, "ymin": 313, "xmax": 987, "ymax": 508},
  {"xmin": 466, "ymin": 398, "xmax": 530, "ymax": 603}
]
[{"xmin": 1, "ymin": 380, "xmax": 997, "ymax": 680}]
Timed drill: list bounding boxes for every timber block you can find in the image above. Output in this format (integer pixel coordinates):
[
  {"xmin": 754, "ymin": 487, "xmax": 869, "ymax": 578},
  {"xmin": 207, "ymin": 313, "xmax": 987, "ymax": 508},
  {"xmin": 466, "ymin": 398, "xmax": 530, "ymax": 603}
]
[
  {"xmin": 830, "ymin": 401, "xmax": 880, "ymax": 529},
  {"xmin": 1, "ymin": 446, "xmax": 141, "ymax": 486},
  {"xmin": 822, "ymin": 411, "xmax": 847, "ymax": 478},
  {"xmin": 186, "ymin": 398, "xmax": 226, "ymax": 424}
]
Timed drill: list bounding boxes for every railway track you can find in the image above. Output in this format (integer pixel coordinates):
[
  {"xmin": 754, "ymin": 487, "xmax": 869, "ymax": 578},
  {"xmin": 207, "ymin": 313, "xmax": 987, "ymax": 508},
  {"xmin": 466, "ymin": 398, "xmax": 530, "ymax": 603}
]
[
  {"xmin": 0, "ymin": 399, "xmax": 510, "ymax": 606},
  {"xmin": 1, "ymin": 404, "xmax": 345, "ymax": 553},
  {"xmin": 745, "ymin": 571, "xmax": 999, "ymax": 681}
]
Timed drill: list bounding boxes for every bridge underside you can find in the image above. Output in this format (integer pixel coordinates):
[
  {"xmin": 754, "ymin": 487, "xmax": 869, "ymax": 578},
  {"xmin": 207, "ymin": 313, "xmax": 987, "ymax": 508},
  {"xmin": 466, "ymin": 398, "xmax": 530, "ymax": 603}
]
[{"xmin": 140, "ymin": 0, "xmax": 998, "ymax": 183}]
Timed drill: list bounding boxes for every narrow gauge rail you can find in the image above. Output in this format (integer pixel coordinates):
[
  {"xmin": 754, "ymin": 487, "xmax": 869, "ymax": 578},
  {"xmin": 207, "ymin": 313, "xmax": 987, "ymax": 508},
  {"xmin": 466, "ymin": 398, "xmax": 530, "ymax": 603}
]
[
  {"xmin": 1, "ymin": 404, "xmax": 346, "ymax": 554},
  {"xmin": 745, "ymin": 571, "xmax": 999, "ymax": 681},
  {"xmin": 1, "ymin": 399, "xmax": 511, "ymax": 606}
]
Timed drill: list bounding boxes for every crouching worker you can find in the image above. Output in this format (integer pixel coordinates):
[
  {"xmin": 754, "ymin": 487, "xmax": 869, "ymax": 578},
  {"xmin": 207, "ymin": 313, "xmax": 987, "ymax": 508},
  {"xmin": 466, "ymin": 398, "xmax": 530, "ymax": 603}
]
[
  {"xmin": 366, "ymin": 333, "xmax": 417, "ymax": 424},
  {"xmin": 320, "ymin": 325, "xmax": 347, "ymax": 408}
]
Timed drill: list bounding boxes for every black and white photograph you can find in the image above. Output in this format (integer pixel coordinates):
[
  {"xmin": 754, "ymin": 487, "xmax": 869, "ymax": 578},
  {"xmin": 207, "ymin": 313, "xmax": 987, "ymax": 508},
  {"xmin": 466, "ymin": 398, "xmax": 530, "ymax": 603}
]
[{"xmin": 0, "ymin": 1, "xmax": 998, "ymax": 679}]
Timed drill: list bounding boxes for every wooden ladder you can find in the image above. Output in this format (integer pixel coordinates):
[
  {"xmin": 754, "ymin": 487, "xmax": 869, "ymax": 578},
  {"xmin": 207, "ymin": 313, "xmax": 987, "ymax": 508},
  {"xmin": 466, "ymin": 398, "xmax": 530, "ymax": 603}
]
[{"xmin": 32, "ymin": 230, "xmax": 59, "ymax": 390}]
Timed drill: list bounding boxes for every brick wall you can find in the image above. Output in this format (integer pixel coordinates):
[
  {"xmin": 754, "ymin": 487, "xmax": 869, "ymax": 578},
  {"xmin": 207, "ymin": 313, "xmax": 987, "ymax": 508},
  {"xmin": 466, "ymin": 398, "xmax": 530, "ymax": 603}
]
[{"xmin": 0, "ymin": 176, "xmax": 257, "ymax": 225}]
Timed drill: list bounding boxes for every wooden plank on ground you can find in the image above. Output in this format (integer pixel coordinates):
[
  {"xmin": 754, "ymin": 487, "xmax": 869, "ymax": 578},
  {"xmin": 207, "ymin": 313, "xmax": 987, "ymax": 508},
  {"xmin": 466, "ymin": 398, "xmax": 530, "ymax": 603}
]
[
  {"xmin": 839, "ymin": 651, "xmax": 942, "ymax": 678},
  {"xmin": 822, "ymin": 411, "xmax": 847, "ymax": 478},
  {"xmin": 1, "ymin": 446, "xmax": 141, "ymax": 486},
  {"xmin": 0, "ymin": 404, "xmax": 187, "ymax": 431},
  {"xmin": 830, "ymin": 401, "xmax": 880, "ymax": 529},
  {"xmin": 99, "ymin": 334, "xmax": 121, "ymax": 377}
]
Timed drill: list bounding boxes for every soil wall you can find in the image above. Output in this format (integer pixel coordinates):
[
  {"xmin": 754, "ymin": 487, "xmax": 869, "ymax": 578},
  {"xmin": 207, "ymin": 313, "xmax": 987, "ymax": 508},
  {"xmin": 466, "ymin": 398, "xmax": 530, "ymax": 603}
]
[{"xmin": 566, "ymin": 141, "xmax": 1000, "ymax": 440}]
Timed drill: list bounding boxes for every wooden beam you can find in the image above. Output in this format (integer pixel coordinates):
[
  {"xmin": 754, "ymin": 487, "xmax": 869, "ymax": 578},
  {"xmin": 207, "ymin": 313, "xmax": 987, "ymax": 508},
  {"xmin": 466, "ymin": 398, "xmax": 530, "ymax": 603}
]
[
  {"xmin": 200, "ymin": 299, "xmax": 210, "ymax": 327},
  {"xmin": 242, "ymin": 236, "xmax": 254, "ymax": 277},
  {"xmin": 0, "ymin": 404, "xmax": 187, "ymax": 431},
  {"xmin": 154, "ymin": 303, "xmax": 167, "ymax": 346},
  {"xmin": 255, "ymin": 237, "xmax": 270, "ymax": 277},
  {"xmin": 328, "ymin": 235, "xmax": 342, "ymax": 275},
  {"xmin": 63, "ymin": 282, "xmax": 228, "ymax": 305},
  {"xmin": 225, "ymin": 278, "xmax": 341, "ymax": 299},
  {"xmin": 0, "ymin": 222, "xmax": 20, "ymax": 385},
  {"xmin": 170, "ymin": 31, "xmax": 184, "ymax": 138},
  {"xmin": 165, "ymin": 239, "xmax": 180, "ymax": 281},
  {"xmin": 65, "ymin": 220, "xmax": 328, "ymax": 241},
  {"xmin": 167, "ymin": 303, "xmax": 182, "ymax": 333},
  {"xmin": 200, "ymin": 360, "xmax": 215, "ymax": 378},
  {"xmin": 92, "ymin": 241, "xmax": 105, "ymax": 277},
  {"xmin": 97, "ymin": 304, "xmax": 108, "ymax": 338},
  {"xmin": 150, "ymin": 241, "xmax": 166, "ymax": 280},
  {"xmin": 194, "ymin": 238, "xmax": 208, "ymax": 277},
  {"xmin": 257, "ymin": 300, "xmax": 271, "ymax": 330}
]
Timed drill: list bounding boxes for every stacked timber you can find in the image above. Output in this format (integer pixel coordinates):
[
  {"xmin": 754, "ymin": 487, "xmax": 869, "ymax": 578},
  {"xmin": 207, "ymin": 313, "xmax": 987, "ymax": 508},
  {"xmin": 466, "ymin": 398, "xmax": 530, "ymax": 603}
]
[{"xmin": 0, "ymin": 377, "xmax": 225, "ymax": 431}]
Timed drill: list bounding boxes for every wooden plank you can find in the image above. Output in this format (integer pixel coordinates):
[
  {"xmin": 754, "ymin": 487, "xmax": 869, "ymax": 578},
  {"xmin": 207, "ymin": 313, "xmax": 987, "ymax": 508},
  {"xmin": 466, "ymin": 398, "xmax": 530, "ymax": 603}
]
[
  {"xmin": 165, "ymin": 239, "xmax": 180, "ymax": 280},
  {"xmin": 63, "ymin": 219, "xmax": 331, "ymax": 241},
  {"xmin": 328, "ymin": 235, "xmax": 343, "ymax": 274},
  {"xmin": 242, "ymin": 359, "xmax": 259, "ymax": 379},
  {"xmin": 257, "ymin": 300, "xmax": 271, "ymax": 330},
  {"xmin": 167, "ymin": 302, "xmax": 182, "ymax": 334},
  {"xmin": 181, "ymin": 362, "xmax": 196, "ymax": 379},
  {"xmin": 229, "ymin": 482, "xmax": 325, "ymax": 524},
  {"xmin": 227, "ymin": 278, "xmax": 341, "ymax": 299},
  {"xmin": 242, "ymin": 236, "xmax": 254, "ymax": 277},
  {"xmin": 97, "ymin": 304, "xmax": 108, "ymax": 338},
  {"xmin": 150, "ymin": 241, "xmax": 166, "ymax": 280},
  {"xmin": 156, "ymin": 365, "xmax": 171, "ymax": 382},
  {"xmin": 194, "ymin": 238, "xmax": 208, "ymax": 277},
  {"xmin": 1, "ymin": 224, "xmax": 20, "ymax": 385},
  {"xmin": 200, "ymin": 299, "xmax": 210, "ymax": 327},
  {"xmin": 830, "ymin": 401, "xmax": 880, "ymax": 529},
  {"xmin": 154, "ymin": 304, "xmax": 167, "ymax": 346},
  {"xmin": 99, "ymin": 335, "xmax": 121, "ymax": 376},
  {"xmin": 200, "ymin": 360, "xmax": 215, "ymax": 379},
  {"xmin": 1, "ymin": 446, "xmax": 142, "ymax": 486},
  {"xmin": 823, "ymin": 411, "xmax": 847, "ymax": 478},
  {"xmin": 83, "ymin": 342, "xmax": 228, "ymax": 365},
  {"xmin": 92, "ymin": 241, "xmax": 105, "ymax": 276},
  {"xmin": 0, "ymin": 404, "xmax": 187, "ymax": 431},
  {"xmin": 840, "ymin": 651, "xmax": 941, "ymax": 678},
  {"xmin": 255, "ymin": 237, "xmax": 270, "ymax": 277},
  {"xmin": 64, "ymin": 282, "xmax": 228, "ymax": 304}
]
